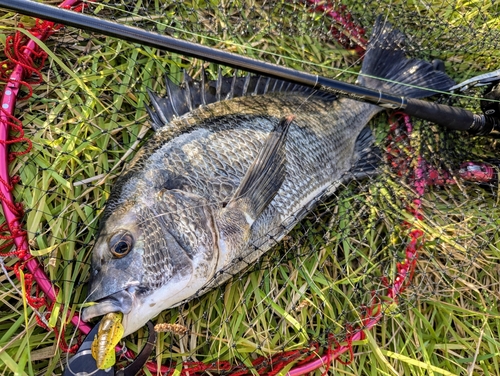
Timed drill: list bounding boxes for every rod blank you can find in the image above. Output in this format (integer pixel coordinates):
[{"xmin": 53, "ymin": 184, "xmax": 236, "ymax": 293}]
[{"xmin": 1, "ymin": 0, "xmax": 497, "ymax": 134}]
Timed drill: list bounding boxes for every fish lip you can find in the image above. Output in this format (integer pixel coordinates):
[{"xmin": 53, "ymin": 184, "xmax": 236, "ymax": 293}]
[{"xmin": 81, "ymin": 288, "xmax": 134, "ymax": 323}]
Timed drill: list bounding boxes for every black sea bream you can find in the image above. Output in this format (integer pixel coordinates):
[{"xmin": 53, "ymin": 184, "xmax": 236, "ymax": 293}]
[{"xmin": 82, "ymin": 18, "xmax": 454, "ymax": 337}]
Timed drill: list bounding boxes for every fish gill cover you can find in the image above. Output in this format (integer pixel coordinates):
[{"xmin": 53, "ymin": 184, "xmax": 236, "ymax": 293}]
[{"xmin": 0, "ymin": 1, "xmax": 499, "ymax": 375}]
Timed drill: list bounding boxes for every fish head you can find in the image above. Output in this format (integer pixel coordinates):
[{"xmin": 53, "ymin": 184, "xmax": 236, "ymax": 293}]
[
  {"xmin": 81, "ymin": 203, "xmax": 146, "ymax": 336},
  {"xmin": 81, "ymin": 187, "xmax": 219, "ymax": 337}
]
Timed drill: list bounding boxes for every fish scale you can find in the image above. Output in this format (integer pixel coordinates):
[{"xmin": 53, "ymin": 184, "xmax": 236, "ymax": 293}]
[
  {"xmin": 89, "ymin": 94, "xmax": 381, "ymax": 324},
  {"xmin": 82, "ymin": 18, "xmax": 456, "ymax": 338}
]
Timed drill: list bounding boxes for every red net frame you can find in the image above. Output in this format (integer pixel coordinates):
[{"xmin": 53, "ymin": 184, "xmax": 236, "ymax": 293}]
[{"xmin": 0, "ymin": 1, "xmax": 453, "ymax": 374}]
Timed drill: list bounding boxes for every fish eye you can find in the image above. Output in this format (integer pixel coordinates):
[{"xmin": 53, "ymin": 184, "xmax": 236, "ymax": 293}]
[{"xmin": 108, "ymin": 230, "xmax": 134, "ymax": 258}]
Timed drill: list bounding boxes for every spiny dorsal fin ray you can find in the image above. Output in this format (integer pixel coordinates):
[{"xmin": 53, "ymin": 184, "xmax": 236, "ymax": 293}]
[
  {"xmin": 216, "ymin": 67, "xmax": 222, "ymax": 102},
  {"xmin": 146, "ymin": 69, "xmax": 335, "ymax": 130},
  {"xmin": 165, "ymin": 76, "xmax": 182, "ymax": 117},
  {"xmin": 146, "ymin": 88, "xmax": 171, "ymax": 130},
  {"xmin": 200, "ymin": 66, "xmax": 208, "ymax": 106},
  {"xmin": 228, "ymin": 115, "xmax": 294, "ymax": 222},
  {"xmin": 241, "ymin": 74, "xmax": 251, "ymax": 97},
  {"xmin": 252, "ymin": 75, "xmax": 262, "ymax": 95},
  {"xmin": 182, "ymin": 70, "xmax": 194, "ymax": 112},
  {"xmin": 226, "ymin": 69, "xmax": 238, "ymax": 100}
]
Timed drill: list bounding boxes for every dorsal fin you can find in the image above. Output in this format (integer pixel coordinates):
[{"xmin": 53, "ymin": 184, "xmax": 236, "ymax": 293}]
[
  {"xmin": 146, "ymin": 89, "xmax": 169, "ymax": 130},
  {"xmin": 241, "ymin": 74, "xmax": 251, "ymax": 96},
  {"xmin": 226, "ymin": 69, "xmax": 238, "ymax": 100},
  {"xmin": 216, "ymin": 67, "xmax": 222, "ymax": 102},
  {"xmin": 146, "ymin": 67, "xmax": 337, "ymax": 130},
  {"xmin": 200, "ymin": 67, "xmax": 208, "ymax": 106},
  {"xmin": 182, "ymin": 70, "xmax": 194, "ymax": 112}
]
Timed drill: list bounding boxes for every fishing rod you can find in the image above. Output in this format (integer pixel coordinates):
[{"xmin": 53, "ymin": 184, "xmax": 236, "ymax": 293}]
[{"xmin": 2, "ymin": 0, "xmax": 499, "ymax": 135}]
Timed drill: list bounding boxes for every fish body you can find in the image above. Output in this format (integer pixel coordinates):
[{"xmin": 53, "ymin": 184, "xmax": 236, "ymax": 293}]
[{"xmin": 82, "ymin": 18, "xmax": 454, "ymax": 337}]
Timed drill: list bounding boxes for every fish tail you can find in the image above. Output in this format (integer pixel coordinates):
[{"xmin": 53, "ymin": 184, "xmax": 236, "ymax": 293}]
[{"xmin": 357, "ymin": 16, "xmax": 455, "ymax": 98}]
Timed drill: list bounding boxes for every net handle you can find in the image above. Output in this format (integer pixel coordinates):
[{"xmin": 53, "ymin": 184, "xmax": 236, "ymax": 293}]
[{"xmin": 0, "ymin": 2, "xmax": 427, "ymax": 375}]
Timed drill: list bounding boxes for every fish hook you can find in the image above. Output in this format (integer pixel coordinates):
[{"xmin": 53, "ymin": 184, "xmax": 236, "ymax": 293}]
[{"xmin": 64, "ymin": 321, "xmax": 156, "ymax": 376}]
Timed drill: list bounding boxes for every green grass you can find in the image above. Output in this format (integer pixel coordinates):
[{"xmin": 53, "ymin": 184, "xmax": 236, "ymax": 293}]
[{"xmin": 0, "ymin": 0, "xmax": 500, "ymax": 375}]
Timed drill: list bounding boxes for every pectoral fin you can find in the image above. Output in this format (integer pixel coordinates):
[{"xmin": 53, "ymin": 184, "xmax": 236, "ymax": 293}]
[
  {"xmin": 231, "ymin": 115, "xmax": 293, "ymax": 220},
  {"xmin": 216, "ymin": 115, "xmax": 294, "ymax": 260}
]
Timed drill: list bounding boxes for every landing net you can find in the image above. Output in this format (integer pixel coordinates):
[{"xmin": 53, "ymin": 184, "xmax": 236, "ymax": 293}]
[{"xmin": 0, "ymin": 1, "xmax": 499, "ymax": 375}]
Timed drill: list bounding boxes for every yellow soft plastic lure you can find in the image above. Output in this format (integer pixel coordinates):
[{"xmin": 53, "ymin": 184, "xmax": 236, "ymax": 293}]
[{"xmin": 91, "ymin": 312, "xmax": 124, "ymax": 369}]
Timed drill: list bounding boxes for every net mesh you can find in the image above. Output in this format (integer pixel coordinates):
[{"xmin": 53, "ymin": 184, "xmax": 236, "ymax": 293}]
[{"xmin": 0, "ymin": 0, "xmax": 499, "ymax": 375}]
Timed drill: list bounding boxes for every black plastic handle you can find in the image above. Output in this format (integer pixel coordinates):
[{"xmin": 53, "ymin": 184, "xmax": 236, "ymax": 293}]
[
  {"xmin": 405, "ymin": 98, "xmax": 500, "ymax": 135},
  {"xmin": 405, "ymin": 98, "xmax": 475, "ymax": 131}
]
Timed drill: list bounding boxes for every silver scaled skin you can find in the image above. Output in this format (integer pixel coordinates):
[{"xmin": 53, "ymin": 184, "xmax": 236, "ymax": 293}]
[{"xmin": 81, "ymin": 18, "xmax": 455, "ymax": 337}]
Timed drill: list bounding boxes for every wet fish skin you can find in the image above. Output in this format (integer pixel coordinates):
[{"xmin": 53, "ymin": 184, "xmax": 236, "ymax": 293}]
[{"xmin": 81, "ymin": 17, "xmax": 455, "ymax": 337}]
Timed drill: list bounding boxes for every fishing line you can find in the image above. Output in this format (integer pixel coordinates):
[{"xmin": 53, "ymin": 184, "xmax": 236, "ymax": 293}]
[
  {"xmin": 80, "ymin": 0, "xmax": 351, "ymax": 74},
  {"xmin": 1, "ymin": 0, "xmax": 498, "ymax": 135},
  {"xmin": 0, "ymin": 256, "xmax": 50, "ymax": 327},
  {"xmin": 65, "ymin": 288, "xmax": 104, "ymax": 376},
  {"xmin": 0, "ymin": 0, "xmax": 500, "ymax": 376}
]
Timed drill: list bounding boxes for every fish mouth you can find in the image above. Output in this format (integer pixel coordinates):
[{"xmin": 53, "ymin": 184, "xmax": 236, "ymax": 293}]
[{"xmin": 81, "ymin": 289, "xmax": 134, "ymax": 323}]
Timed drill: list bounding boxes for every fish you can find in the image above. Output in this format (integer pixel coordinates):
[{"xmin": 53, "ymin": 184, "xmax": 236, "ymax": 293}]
[{"xmin": 81, "ymin": 17, "xmax": 455, "ymax": 338}]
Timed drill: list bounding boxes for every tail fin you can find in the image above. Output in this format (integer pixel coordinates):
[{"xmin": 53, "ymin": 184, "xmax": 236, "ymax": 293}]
[{"xmin": 358, "ymin": 16, "xmax": 455, "ymax": 98}]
